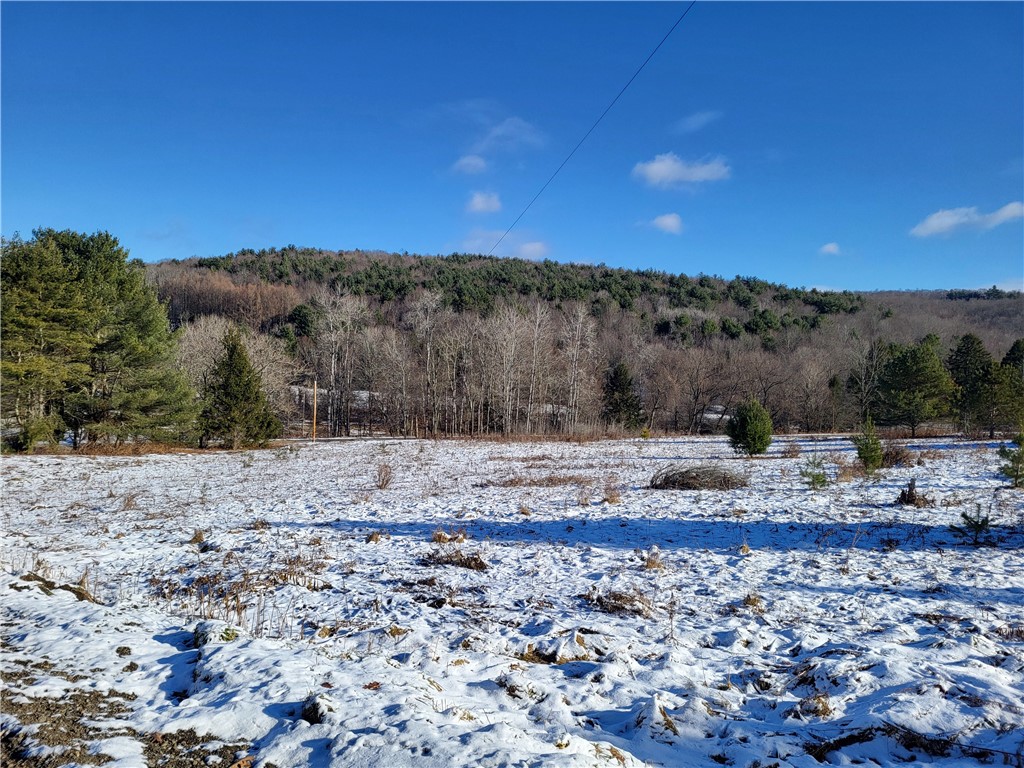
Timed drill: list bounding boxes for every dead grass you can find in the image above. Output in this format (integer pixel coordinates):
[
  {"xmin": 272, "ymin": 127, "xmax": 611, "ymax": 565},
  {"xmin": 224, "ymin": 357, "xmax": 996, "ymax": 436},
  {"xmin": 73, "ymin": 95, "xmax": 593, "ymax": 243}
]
[
  {"xmin": 641, "ymin": 546, "xmax": 665, "ymax": 570},
  {"xmin": 799, "ymin": 692, "xmax": 834, "ymax": 718},
  {"xmin": 882, "ymin": 442, "xmax": 914, "ymax": 468},
  {"xmin": 422, "ymin": 545, "xmax": 488, "ymax": 571},
  {"xmin": 602, "ymin": 478, "xmax": 622, "ymax": 504},
  {"xmin": 781, "ymin": 442, "xmax": 802, "ymax": 459},
  {"xmin": 896, "ymin": 478, "xmax": 932, "ymax": 507},
  {"xmin": 650, "ymin": 464, "xmax": 747, "ymax": 491},
  {"xmin": 995, "ymin": 624, "xmax": 1024, "ymax": 641},
  {"xmin": 375, "ymin": 462, "xmax": 394, "ymax": 490},
  {"xmin": 431, "ymin": 527, "xmax": 467, "ymax": 544},
  {"xmin": 915, "ymin": 448, "xmax": 943, "ymax": 464},
  {"xmin": 490, "ymin": 473, "xmax": 591, "ymax": 488},
  {"xmin": 582, "ymin": 587, "xmax": 655, "ymax": 618}
]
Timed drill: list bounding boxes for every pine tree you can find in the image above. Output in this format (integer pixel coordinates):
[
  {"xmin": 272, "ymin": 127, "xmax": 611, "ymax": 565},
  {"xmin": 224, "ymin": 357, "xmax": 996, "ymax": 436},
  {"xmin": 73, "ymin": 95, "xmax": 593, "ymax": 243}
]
[
  {"xmin": 852, "ymin": 417, "xmax": 883, "ymax": 472},
  {"xmin": 200, "ymin": 329, "xmax": 282, "ymax": 449},
  {"xmin": 975, "ymin": 362, "xmax": 1024, "ymax": 438},
  {"xmin": 1003, "ymin": 338, "xmax": 1024, "ymax": 377},
  {"xmin": 1, "ymin": 230, "xmax": 195, "ymax": 449},
  {"xmin": 726, "ymin": 398, "xmax": 773, "ymax": 456},
  {"xmin": 947, "ymin": 334, "xmax": 994, "ymax": 433},
  {"xmin": 601, "ymin": 361, "xmax": 643, "ymax": 429},
  {"xmin": 877, "ymin": 335, "xmax": 954, "ymax": 437},
  {"xmin": 997, "ymin": 431, "xmax": 1024, "ymax": 488}
]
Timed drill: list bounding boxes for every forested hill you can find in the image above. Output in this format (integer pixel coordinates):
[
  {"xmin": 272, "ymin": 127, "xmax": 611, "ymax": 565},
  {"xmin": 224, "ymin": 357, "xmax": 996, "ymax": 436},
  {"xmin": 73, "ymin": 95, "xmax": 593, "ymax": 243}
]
[
  {"xmin": 4, "ymin": 229, "xmax": 1021, "ymax": 448},
  {"xmin": 148, "ymin": 245, "xmax": 1022, "ymax": 351},
  {"xmin": 149, "ymin": 246, "xmax": 865, "ymax": 336}
]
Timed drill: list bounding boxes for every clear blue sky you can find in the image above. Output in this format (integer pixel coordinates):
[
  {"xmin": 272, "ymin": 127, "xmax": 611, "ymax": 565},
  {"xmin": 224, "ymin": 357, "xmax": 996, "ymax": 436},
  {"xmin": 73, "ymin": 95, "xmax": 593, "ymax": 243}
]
[{"xmin": 3, "ymin": 1, "xmax": 1022, "ymax": 291}]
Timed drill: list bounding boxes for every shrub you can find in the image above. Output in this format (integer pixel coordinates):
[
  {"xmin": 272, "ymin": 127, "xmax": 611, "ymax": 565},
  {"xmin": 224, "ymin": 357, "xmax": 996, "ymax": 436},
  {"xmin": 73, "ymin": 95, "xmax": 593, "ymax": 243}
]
[
  {"xmin": 800, "ymin": 456, "xmax": 829, "ymax": 490},
  {"xmin": 650, "ymin": 464, "xmax": 748, "ymax": 491},
  {"xmin": 950, "ymin": 505, "xmax": 993, "ymax": 546},
  {"xmin": 375, "ymin": 462, "xmax": 394, "ymax": 490},
  {"xmin": 882, "ymin": 442, "xmax": 913, "ymax": 468},
  {"xmin": 726, "ymin": 399, "xmax": 773, "ymax": 456},
  {"xmin": 998, "ymin": 432, "xmax": 1023, "ymax": 487},
  {"xmin": 852, "ymin": 418, "xmax": 883, "ymax": 472}
]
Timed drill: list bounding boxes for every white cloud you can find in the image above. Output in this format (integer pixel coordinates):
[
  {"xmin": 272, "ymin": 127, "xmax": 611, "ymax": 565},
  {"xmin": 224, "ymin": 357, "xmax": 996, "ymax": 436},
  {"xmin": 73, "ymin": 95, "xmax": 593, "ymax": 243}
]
[
  {"xmin": 632, "ymin": 152, "xmax": 731, "ymax": 189},
  {"xmin": 651, "ymin": 213, "xmax": 683, "ymax": 234},
  {"xmin": 459, "ymin": 229, "xmax": 548, "ymax": 260},
  {"xmin": 467, "ymin": 191, "xmax": 501, "ymax": 214},
  {"xmin": 910, "ymin": 201, "xmax": 1024, "ymax": 237},
  {"xmin": 674, "ymin": 110, "xmax": 722, "ymax": 134},
  {"xmin": 819, "ymin": 242, "xmax": 841, "ymax": 255},
  {"xmin": 472, "ymin": 116, "xmax": 544, "ymax": 154},
  {"xmin": 453, "ymin": 154, "xmax": 487, "ymax": 174},
  {"xmin": 516, "ymin": 241, "xmax": 549, "ymax": 260}
]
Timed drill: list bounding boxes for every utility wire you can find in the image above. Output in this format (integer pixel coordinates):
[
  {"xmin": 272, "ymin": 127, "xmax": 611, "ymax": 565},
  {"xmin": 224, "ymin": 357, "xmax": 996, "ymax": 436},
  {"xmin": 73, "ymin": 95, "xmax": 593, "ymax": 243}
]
[{"xmin": 488, "ymin": 0, "xmax": 698, "ymax": 256}]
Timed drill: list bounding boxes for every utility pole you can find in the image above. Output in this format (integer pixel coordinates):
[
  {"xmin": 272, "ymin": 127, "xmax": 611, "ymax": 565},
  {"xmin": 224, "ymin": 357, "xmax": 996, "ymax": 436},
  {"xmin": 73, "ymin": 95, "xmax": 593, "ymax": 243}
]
[{"xmin": 312, "ymin": 379, "xmax": 318, "ymax": 442}]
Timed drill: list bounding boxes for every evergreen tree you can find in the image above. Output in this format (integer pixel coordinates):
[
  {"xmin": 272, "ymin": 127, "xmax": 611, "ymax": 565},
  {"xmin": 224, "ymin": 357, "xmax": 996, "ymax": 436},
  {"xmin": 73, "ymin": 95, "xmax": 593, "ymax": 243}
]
[
  {"xmin": 947, "ymin": 333, "xmax": 994, "ymax": 433},
  {"xmin": 1002, "ymin": 338, "xmax": 1024, "ymax": 376},
  {"xmin": 726, "ymin": 398, "xmax": 773, "ymax": 456},
  {"xmin": 852, "ymin": 417, "xmax": 883, "ymax": 472},
  {"xmin": 976, "ymin": 363, "xmax": 1024, "ymax": 437},
  {"xmin": 200, "ymin": 329, "xmax": 282, "ymax": 449},
  {"xmin": 1, "ymin": 229, "xmax": 195, "ymax": 448},
  {"xmin": 601, "ymin": 361, "xmax": 643, "ymax": 429},
  {"xmin": 877, "ymin": 335, "xmax": 954, "ymax": 437},
  {"xmin": 998, "ymin": 431, "xmax": 1024, "ymax": 488}
]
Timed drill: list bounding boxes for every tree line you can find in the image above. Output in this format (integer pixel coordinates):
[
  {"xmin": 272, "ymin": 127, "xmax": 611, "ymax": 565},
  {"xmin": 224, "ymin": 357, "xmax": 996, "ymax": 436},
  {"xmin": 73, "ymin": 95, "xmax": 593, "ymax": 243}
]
[{"xmin": 2, "ymin": 229, "xmax": 1022, "ymax": 450}]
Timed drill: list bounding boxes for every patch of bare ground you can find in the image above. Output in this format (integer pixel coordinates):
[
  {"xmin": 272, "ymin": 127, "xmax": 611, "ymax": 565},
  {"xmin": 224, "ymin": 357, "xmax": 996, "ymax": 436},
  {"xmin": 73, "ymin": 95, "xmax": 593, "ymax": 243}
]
[{"xmin": 1, "ymin": 653, "xmax": 251, "ymax": 768}]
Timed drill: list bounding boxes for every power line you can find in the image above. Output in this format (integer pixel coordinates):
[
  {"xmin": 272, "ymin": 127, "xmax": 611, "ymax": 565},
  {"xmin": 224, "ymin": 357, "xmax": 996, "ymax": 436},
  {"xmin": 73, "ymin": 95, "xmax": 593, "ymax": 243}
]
[{"xmin": 488, "ymin": 0, "xmax": 698, "ymax": 256}]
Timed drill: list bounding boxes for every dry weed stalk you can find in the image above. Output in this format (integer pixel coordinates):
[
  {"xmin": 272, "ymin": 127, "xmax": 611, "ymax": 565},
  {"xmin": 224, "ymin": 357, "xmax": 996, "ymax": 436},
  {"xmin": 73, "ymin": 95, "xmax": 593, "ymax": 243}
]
[
  {"xmin": 375, "ymin": 462, "xmax": 395, "ymax": 490},
  {"xmin": 781, "ymin": 442, "xmax": 802, "ymax": 459}
]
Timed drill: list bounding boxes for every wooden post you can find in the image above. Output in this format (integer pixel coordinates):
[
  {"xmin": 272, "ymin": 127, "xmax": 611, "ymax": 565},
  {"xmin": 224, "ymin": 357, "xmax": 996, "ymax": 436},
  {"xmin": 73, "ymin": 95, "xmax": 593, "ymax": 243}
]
[{"xmin": 312, "ymin": 379, "xmax": 318, "ymax": 442}]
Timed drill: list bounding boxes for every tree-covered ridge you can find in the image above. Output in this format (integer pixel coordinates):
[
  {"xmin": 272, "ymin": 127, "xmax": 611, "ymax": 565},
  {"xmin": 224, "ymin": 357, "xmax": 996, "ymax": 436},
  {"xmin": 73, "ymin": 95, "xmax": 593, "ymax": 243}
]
[
  {"xmin": 172, "ymin": 245, "xmax": 864, "ymax": 322},
  {"xmin": 5, "ymin": 228, "xmax": 1021, "ymax": 450},
  {"xmin": 947, "ymin": 286, "xmax": 1023, "ymax": 302}
]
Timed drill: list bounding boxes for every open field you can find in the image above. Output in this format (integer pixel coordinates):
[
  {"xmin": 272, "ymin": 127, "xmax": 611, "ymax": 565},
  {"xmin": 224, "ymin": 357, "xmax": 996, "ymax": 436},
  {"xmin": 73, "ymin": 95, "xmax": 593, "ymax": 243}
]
[{"xmin": 2, "ymin": 436, "xmax": 1022, "ymax": 767}]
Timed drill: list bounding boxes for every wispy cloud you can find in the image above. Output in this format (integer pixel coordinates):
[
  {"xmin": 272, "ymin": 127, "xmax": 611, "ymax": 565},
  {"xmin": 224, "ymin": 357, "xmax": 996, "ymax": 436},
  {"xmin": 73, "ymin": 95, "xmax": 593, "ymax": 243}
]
[
  {"xmin": 819, "ymin": 242, "xmax": 841, "ymax": 255},
  {"xmin": 632, "ymin": 153, "xmax": 731, "ymax": 189},
  {"xmin": 467, "ymin": 191, "xmax": 501, "ymax": 214},
  {"xmin": 516, "ymin": 241, "xmax": 548, "ymax": 260},
  {"xmin": 471, "ymin": 116, "xmax": 544, "ymax": 155},
  {"xmin": 673, "ymin": 110, "xmax": 722, "ymax": 134},
  {"xmin": 453, "ymin": 154, "xmax": 487, "ymax": 175},
  {"xmin": 460, "ymin": 229, "xmax": 547, "ymax": 260},
  {"xmin": 910, "ymin": 202, "xmax": 1024, "ymax": 237},
  {"xmin": 651, "ymin": 213, "xmax": 683, "ymax": 235}
]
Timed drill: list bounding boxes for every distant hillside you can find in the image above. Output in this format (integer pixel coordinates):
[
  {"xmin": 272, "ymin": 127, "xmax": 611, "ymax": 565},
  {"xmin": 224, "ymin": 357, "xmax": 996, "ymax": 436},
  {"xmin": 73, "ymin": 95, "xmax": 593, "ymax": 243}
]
[
  {"xmin": 149, "ymin": 246, "xmax": 865, "ymax": 339},
  {"xmin": 148, "ymin": 245, "xmax": 1022, "ymax": 350},
  {"xmin": 141, "ymin": 245, "xmax": 1023, "ymax": 438}
]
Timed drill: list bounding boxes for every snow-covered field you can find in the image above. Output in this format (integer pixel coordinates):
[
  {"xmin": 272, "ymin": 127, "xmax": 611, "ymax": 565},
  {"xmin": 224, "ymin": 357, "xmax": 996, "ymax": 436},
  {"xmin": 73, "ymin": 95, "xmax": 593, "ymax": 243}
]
[{"xmin": 2, "ymin": 436, "xmax": 1022, "ymax": 767}]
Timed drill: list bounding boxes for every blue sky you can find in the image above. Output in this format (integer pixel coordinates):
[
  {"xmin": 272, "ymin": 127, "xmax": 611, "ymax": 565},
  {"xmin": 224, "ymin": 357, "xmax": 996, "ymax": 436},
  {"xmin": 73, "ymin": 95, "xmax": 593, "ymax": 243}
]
[{"xmin": 3, "ymin": 1, "xmax": 1022, "ymax": 291}]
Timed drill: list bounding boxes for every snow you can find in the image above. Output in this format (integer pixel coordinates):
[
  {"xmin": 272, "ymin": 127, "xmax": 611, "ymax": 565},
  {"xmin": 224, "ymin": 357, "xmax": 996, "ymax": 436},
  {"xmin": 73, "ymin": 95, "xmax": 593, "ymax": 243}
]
[{"xmin": 2, "ymin": 436, "xmax": 1022, "ymax": 767}]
